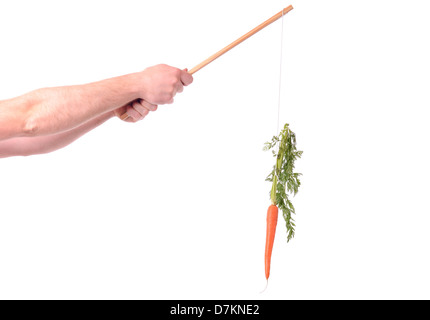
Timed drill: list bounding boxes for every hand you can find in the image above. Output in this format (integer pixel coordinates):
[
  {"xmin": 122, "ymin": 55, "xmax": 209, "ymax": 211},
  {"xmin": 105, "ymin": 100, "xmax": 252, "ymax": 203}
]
[
  {"xmin": 113, "ymin": 99, "xmax": 158, "ymax": 122},
  {"xmin": 138, "ymin": 64, "xmax": 193, "ymax": 105}
]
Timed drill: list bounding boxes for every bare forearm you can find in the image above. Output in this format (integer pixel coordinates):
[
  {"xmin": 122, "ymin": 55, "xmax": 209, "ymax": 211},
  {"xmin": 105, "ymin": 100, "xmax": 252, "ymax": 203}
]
[
  {"xmin": 0, "ymin": 111, "xmax": 114, "ymax": 158},
  {"xmin": 25, "ymin": 73, "xmax": 141, "ymax": 135},
  {"xmin": 0, "ymin": 73, "xmax": 140, "ymax": 140}
]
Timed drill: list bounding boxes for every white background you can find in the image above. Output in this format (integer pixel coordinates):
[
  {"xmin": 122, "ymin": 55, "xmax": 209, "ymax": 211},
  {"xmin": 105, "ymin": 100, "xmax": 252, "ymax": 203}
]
[{"xmin": 0, "ymin": 0, "xmax": 429, "ymax": 300}]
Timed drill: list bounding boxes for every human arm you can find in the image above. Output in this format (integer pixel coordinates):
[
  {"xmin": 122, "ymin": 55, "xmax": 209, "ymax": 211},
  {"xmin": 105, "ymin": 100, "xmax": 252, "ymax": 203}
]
[
  {"xmin": 0, "ymin": 96, "xmax": 165, "ymax": 158},
  {"xmin": 0, "ymin": 64, "xmax": 193, "ymax": 141},
  {"xmin": 0, "ymin": 111, "xmax": 114, "ymax": 158}
]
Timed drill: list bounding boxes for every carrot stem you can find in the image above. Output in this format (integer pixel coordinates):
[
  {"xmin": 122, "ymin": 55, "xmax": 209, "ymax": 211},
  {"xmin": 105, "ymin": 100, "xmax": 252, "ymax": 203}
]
[
  {"xmin": 270, "ymin": 146, "xmax": 285, "ymax": 205},
  {"xmin": 270, "ymin": 175, "xmax": 277, "ymax": 205}
]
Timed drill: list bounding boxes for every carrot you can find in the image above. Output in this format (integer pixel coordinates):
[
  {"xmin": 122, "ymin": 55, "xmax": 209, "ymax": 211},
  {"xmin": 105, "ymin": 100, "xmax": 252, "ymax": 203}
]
[
  {"xmin": 263, "ymin": 123, "xmax": 302, "ymax": 283},
  {"xmin": 265, "ymin": 204, "xmax": 278, "ymax": 280}
]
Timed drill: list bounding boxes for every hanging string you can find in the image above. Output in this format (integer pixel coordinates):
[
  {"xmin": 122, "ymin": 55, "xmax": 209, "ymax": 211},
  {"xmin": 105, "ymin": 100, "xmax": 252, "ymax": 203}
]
[
  {"xmin": 261, "ymin": 8, "xmax": 286, "ymax": 295},
  {"xmin": 276, "ymin": 8, "xmax": 285, "ymax": 135}
]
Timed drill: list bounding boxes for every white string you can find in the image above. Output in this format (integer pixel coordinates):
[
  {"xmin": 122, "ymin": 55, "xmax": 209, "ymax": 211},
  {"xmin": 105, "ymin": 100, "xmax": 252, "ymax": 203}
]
[
  {"xmin": 276, "ymin": 9, "xmax": 285, "ymax": 135},
  {"xmin": 260, "ymin": 279, "xmax": 269, "ymax": 294}
]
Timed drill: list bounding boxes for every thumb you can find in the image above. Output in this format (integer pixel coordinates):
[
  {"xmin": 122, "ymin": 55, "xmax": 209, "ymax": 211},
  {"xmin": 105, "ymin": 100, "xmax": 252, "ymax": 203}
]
[{"xmin": 181, "ymin": 68, "xmax": 193, "ymax": 86}]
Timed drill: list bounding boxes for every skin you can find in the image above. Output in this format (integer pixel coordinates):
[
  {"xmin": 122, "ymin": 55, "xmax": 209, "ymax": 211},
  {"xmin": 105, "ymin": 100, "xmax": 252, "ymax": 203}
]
[{"xmin": 0, "ymin": 64, "xmax": 193, "ymax": 158}]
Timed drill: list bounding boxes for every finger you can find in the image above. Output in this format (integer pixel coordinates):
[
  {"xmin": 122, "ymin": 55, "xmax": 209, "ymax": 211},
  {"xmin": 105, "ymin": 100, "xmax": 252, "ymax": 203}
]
[
  {"xmin": 115, "ymin": 104, "xmax": 128, "ymax": 119},
  {"xmin": 176, "ymin": 81, "xmax": 184, "ymax": 93},
  {"xmin": 120, "ymin": 113, "xmax": 130, "ymax": 121},
  {"xmin": 181, "ymin": 69, "xmax": 193, "ymax": 86},
  {"xmin": 118, "ymin": 102, "xmax": 133, "ymax": 121},
  {"xmin": 132, "ymin": 100, "xmax": 150, "ymax": 118},
  {"xmin": 140, "ymin": 99, "xmax": 158, "ymax": 112},
  {"xmin": 124, "ymin": 105, "xmax": 143, "ymax": 122}
]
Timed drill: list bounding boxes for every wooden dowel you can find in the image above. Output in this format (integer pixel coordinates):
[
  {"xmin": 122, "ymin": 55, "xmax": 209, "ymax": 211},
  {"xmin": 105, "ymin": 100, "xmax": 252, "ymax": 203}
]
[
  {"xmin": 188, "ymin": 5, "xmax": 293, "ymax": 75},
  {"xmin": 120, "ymin": 5, "xmax": 293, "ymax": 121}
]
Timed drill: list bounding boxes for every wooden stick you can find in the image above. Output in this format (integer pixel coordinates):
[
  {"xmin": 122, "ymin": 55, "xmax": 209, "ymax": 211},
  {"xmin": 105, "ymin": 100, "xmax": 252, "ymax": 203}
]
[
  {"xmin": 120, "ymin": 5, "xmax": 293, "ymax": 121},
  {"xmin": 188, "ymin": 5, "xmax": 293, "ymax": 75}
]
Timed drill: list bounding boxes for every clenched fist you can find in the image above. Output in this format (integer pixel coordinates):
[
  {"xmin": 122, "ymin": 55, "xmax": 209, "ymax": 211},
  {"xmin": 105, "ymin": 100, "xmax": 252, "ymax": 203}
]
[
  {"xmin": 117, "ymin": 64, "xmax": 194, "ymax": 122},
  {"xmin": 140, "ymin": 64, "xmax": 193, "ymax": 105}
]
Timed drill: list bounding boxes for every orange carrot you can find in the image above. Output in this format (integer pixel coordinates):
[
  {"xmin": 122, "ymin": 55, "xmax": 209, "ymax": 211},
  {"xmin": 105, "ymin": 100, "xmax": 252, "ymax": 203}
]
[
  {"xmin": 265, "ymin": 204, "xmax": 278, "ymax": 280},
  {"xmin": 263, "ymin": 123, "xmax": 302, "ymax": 283}
]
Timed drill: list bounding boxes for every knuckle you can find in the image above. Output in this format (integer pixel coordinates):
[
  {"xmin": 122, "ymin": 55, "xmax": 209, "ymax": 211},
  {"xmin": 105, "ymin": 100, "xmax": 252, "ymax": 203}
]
[
  {"xmin": 170, "ymin": 76, "xmax": 179, "ymax": 85},
  {"xmin": 166, "ymin": 87, "xmax": 175, "ymax": 97}
]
